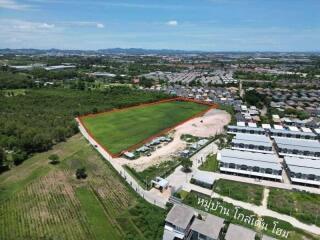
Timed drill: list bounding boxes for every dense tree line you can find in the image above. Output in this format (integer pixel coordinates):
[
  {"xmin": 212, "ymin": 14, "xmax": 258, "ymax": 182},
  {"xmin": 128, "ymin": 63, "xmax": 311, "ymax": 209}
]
[
  {"xmin": 0, "ymin": 72, "xmax": 35, "ymax": 89},
  {"xmin": 234, "ymin": 71, "xmax": 305, "ymax": 81},
  {"xmin": 0, "ymin": 87, "xmax": 169, "ymax": 166},
  {"xmin": 30, "ymin": 68, "xmax": 80, "ymax": 81},
  {"xmin": 244, "ymin": 89, "xmax": 269, "ymax": 108}
]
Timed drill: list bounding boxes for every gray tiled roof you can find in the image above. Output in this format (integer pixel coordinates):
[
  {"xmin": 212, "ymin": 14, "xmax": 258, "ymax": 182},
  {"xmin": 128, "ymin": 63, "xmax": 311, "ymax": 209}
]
[
  {"xmin": 225, "ymin": 224, "xmax": 256, "ymax": 240},
  {"xmin": 288, "ymin": 165, "xmax": 320, "ymax": 176},
  {"xmin": 220, "ymin": 149, "xmax": 279, "ymax": 163},
  {"xmin": 284, "ymin": 156, "xmax": 320, "ymax": 169},
  {"xmin": 228, "ymin": 126, "xmax": 266, "ymax": 133},
  {"xmin": 262, "ymin": 235, "xmax": 277, "ymax": 240},
  {"xmin": 165, "ymin": 205, "xmax": 194, "ymax": 230},
  {"xmin": 274, "ymin": 137, "xmax": 320, "ymax": 153},
  {"xmin": 191, "ymin": 214, "xmax": 225, "ymax": 239},
  {"xmin": 270, "ymin": 129, "xmax": 316, "ymax": 137},
  {"xmin": 219, "ymin": 149, "xmax": 282, "ymax": 171}
]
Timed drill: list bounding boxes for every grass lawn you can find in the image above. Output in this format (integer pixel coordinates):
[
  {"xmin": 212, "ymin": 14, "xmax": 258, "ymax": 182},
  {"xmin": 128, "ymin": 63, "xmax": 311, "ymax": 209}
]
[
  {"xmin": 268, "ymin": 188, "xmax": 320, "ymax": 227},
  {"xmin": 183, "ymin": 191, "xmax": 319, "ymax": 240},
  {"xmin": 124, "ymin": 160, "xmax": 180, "ymax": 189},
  {"xmin": 213, "ymin": 179, "xmax": 264, "ymax": 206},
  {"xmin": 0, "ymin": 134, "xmax": 166, "ymax": 240},
  {"xmin": 81, "ymin": 100, "xmax": 209, "ymax": 154},
  {"xmin": 199, "ymin": 154, "xmax": 219, "ymax": 172},
  {"xmin": 76, "ymin": 187, "xmax": 122, "ymax": 240}
]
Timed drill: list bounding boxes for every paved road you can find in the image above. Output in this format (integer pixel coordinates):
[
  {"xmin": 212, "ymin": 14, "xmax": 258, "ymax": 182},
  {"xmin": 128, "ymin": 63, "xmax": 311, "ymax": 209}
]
[{"xmin": 76, "ymin": 118, "xmax": 167, "ymax": 209}]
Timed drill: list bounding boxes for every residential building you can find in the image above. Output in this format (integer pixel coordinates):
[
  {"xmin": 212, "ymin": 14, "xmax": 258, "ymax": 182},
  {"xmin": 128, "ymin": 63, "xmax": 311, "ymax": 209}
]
[
  {"xmin": 189, "ymin": 214, "xmax": 225, "ymax": 240},
  {"xmin": 164, "ymin": 205, "xmax": 195, "ymax": 240},
  {"xmin": 217, "ymin": 149, "xmax": 282, "ymax": 181},
  {"xmin": 262, "ymin": 235, "xmax": 277, "ymax": 240},
  {"xmin": 191, "ymin": 171, "xmax": 215, "ymax": 189},
  {"xmin": 225, "ymin": 224, "xmax": 256, "ymax": 240},
  {"xmin": 231, "ymin": 133, "xmax": 273, "ymax": 153},
  {"xmin": 273, "ymin": 137, "xmax": 320, "ymax": 159},
  {"xmin": 227, "ymin": 126, "xmax": 266, "ymax": 135},
  {"xmin": 284, "ymin": 156, "xmax": 320, "ymax": 187},
  {"xmin": 163, "ymin": 205, "xmax": 225, "ymax": 240},
  {"xmin": 269, "ymin": 128, "xmax": 317, "ymax": 140}
]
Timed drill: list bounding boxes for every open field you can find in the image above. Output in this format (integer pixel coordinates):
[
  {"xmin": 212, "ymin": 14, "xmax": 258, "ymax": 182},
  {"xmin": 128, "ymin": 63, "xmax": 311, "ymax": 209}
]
[
  {"xmin": 80, "ymin": 100, "xmax": 210, "ymax": 155},
  {"xmin": 268, "ymin": 188, "xmax": 320, "ymax": 227},
  {"xmin": 213, "ymin": 179, "xmax": 264, "ymax": 206},
  {"xmin": 183, "ymin": 191, "xmax": 319, "ymax": 240},
  {"xmin": 0, "ymin": 134, "xmax": 166, "ymax": 240}
]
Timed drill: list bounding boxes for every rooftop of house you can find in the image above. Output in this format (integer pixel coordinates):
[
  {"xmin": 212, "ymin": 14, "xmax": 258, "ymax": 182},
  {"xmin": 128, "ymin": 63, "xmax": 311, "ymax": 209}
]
[
  {"xmin": 190, "ymin": 214, "xmax": 225, "ymax": 239},
  {"xmin": 192, "ymin": 171, "xmax": 215, "ymax": 185},
  {"xmin": 274, "ymin": 137, "xmax": 320, "ymax": 152},
  {"xmin": 262, "ymin": 235, "xmax": 277, "ymax": 240},
  {"xmin": 261, "ymin": 235, "xmax": 277, "ymax": 240},
  {"xmin": 165, "ymin": 205, "xmax": 195, "ymax": 230},
  {"xmin": 225, "ymin": 224, "xmax": 256, "ymax": 240}
]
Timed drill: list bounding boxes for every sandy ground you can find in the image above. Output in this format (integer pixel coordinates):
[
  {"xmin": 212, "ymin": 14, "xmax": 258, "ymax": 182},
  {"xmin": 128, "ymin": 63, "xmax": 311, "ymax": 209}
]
[{"xmin": 116, "ymin": 109, "xmax": 231, "ymax": 171}]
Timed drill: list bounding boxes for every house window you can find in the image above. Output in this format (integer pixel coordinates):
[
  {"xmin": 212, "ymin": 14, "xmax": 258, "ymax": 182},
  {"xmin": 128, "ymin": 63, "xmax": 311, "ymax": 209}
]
[
  {"xmin": 240, "ymin": 165, "xmax": 247, "ymax": 170},
  {"xmin": 308, "ymin": 174, "xmax": 316, "ymax": 180},
  {"xmin": 265, "ymin": 168, "xmax": 273, "ymax": 174},
  {"xmin": 229, "ymin": 163, "xmax": 236, "ymax": 169},
  {"xmin": 253, "ymin": 166, "xmax": 260, "ymax": 172}
]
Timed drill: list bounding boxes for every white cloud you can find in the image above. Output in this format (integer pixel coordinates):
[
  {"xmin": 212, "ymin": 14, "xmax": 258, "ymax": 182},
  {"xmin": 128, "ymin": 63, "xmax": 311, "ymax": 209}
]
[
  {"xmin": 166, "ymin": 20, "xmax": 178, "ymax": 26},
  {"xmin": 9, "ymin": 20, "xmax": 56, "ymax": 31},
  {"xmin": 62, "ymin": 21, "xmax": 105, "ymax": 29},
  {"xmin": 96, "ymin": 23, "xmax": 104, "ymax": 28},
  {"xmin": 39, "ymin": 23, "xmax": 55, "ymax": 29},
  {"xmin": 0, "ymin": 0, "xmax": 31, "ymax": 10}
]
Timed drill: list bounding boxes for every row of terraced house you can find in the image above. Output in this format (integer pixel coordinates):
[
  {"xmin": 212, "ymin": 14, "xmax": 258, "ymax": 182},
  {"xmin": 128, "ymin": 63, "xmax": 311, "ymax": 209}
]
[{"xmin": 218, "ymin": 123, "xmax": 320, "ymax": 187}]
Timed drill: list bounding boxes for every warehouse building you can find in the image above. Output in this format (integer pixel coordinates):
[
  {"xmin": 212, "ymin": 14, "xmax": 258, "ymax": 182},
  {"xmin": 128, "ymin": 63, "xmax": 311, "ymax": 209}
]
[
  {"xmin": 273, "ymin": 137, "xmax": 320, "ymax": 159},
  {"xmin": 231, "ymin": 133, "xmax": 273, "ymax": 153},
  {"xmin": 217, "ymin": 149, "xmax": 283, "ymax": 181},
  {"xmin": 284, "ymin": 156, "xmax": 320, "ymax": 187}
]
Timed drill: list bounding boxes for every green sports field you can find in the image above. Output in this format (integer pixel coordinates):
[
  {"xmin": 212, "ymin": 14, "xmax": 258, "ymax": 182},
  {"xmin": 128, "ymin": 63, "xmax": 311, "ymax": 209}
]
[{"xmin": 81, "ymin": 100, "xmax": 210, "ymax": 155}]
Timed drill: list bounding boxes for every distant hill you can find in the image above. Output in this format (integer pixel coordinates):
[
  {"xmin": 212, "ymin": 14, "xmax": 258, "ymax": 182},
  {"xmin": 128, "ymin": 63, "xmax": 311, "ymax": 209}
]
[
  {"xmin": 0, "ymin": 48, "xmax": 204, "ymax": 56},
  {"xmin": 0, "ymin": 48, "xmax": 319, "ymax": 56}
]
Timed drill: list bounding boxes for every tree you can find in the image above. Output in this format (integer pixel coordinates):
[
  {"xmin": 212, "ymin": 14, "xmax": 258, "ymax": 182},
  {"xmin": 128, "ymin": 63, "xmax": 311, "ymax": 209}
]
[
  {"xmin": 12, "ymin": 150, "xmax": 27, "ymax": 165},
  {"xmin": 0, "ymin": 148, "xmax": 6, "ymax": 166},
  {"xmin": 48, "ymin": 154, "xmax": 60, "ymax": 165},
  {"xmin": 181, "ymin": 157, "xmax": 192, "ymax": 172},
  {"xmin": 76, "ymin": 167, "xmax": 87, "ymax": 179}
]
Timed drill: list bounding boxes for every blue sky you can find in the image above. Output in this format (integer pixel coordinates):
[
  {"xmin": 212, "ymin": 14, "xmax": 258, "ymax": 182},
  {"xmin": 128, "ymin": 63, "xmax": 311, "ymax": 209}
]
[{"xmin": 0, "ymin": 0, "xmax": 319, "ymax": 51}]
